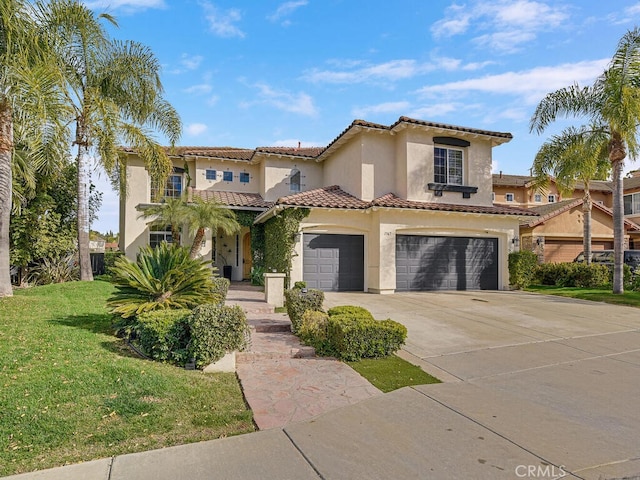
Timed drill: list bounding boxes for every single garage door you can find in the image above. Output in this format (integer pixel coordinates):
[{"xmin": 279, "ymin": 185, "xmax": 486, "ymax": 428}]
[
  {"xmin": 543, "ymin": 239, "xmax": 611, "ymax": 263},
  {"xmin": 396, "ymin": 235, "xmax": 498, "ymax": 291},
  {"xmin": 303, "ymin": 234, "xmax": 364, "ymax": 291}
]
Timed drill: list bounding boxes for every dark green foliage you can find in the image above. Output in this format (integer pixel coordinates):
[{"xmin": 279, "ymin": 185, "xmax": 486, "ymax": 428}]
[
  {"xmin": 104, "ymin": 251, "xmax": 124, "ymax": 275},
  {"xmin": 250, "ymin": 265, "xmax": 265, "ymax": 286},
  {"xmin": 108, "ymin": 243, "xmax": 216, "ymax": 318},
  {"xmin": 293, "ymin": 281, "xmax": 307, "ymax": 289},
  {"xmin": 26, "ymin": 253, "xmax": 79, "ymax": 285},
  {"xmin": 136, "ymin": 309, "xmax": 191, "ymax": 363},
  {"xmin": 535, "ymin": 262, "xmax": 610, "ymax": 287},
  {"xmin": 327, "ymin": 305, "xmax": 374, "ymax": 320},
  {"xmin": 284, "ymin": 287, "xmax": 324, "ymax": 333},
  {"xmin": 298, "ymin": 310, "xmax": 333, "ymax": 356},
  {"xmin": 211, "ymin": 276, "xmax": 230, "ymax": 303},
  {"xmin": 188, "ymin": 304, "xmax": 251, "ymax": 368},
  {"xmin": 250, "ymin": 224, "xmax": 265, "ymax": 283},
  {"xmin": 264, "ymin": 208, "xmax": 310, "ymax": 287},
  {"xmin": 326, "ymin": 315, "xmax": 407, "ymax": 361},
  {"xmin": 508, "ymin": 251, "xmax": 539, "ymax": 289}
]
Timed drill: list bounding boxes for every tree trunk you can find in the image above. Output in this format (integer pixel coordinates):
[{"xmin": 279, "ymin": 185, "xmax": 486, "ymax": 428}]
[
  {"xmin": 0, "ymin": 99, "xmax": 13, "ymax": 297},
  {"xmin": 76, "ymin": 140, "xmax": 93, "ymax": 281},
  {"xmin": 582, "ymin": 190, "xmax": 592, "ymax": 266},
  {"xmin": 610, "ymin": 134, "xmax": 625, "ymax": 294},
  {"xmin": 189, "ymin": 227, "xmax": 205, "ymax": 259}
]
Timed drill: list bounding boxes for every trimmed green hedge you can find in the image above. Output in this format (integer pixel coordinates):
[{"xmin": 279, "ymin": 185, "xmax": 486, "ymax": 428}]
[
  {"xmin": 535, "ymin": 262, "xmax": 611, "ymax": 287},
  {"xmin": 298, "ymin": 310, "xmax": 333, "ymax": 356},
  {"xmin": 188, "ymin": 303, "xmax": 251, "ymax": 368},
  {"xmin": 136, "ymin": 309, "xmax": 191, "ymax": 364},
  {"xmin": 508, "ymin": 251, "xmax": 538, "ymax": 289},
  {"xmin": 327, "ymin": 315, "xmax": 407, "ymax": 361},
  {"xmin": 327, "ymin": 305, "xmax": 374, "ymax": 320},
  {"xmin": 211, "ymin": 276, "xmax": 230, "ymax": 303},
  {"xmin": 284, "ymin": 288, "xmax": 325, "ymax": 333}
]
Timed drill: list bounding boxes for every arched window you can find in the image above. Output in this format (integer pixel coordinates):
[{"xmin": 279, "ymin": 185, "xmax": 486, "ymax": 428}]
[{"xmin": 290, "ymin": 169, "xmax": 301, "ymax": 193}]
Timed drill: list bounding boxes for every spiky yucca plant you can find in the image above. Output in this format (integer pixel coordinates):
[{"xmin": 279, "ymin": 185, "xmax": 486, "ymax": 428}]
[{"xmin": 108, "ymin": 242, "xmax": 215, "ymax": 319}]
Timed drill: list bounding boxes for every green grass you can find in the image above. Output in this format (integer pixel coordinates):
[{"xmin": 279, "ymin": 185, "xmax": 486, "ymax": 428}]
[
  {"xmin": 347, "ymin": 355, "xmax": 441, "ymax": 393},
  {"xmin": 525, "ymin": 285, "xmax": 640, "ymax": 308},
  {"xmin": 0, "ymin": 282, "xmax": 254, "ymax": 476}
]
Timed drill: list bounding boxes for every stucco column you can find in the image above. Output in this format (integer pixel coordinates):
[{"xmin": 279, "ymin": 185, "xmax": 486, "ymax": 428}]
[{"xmin": 264, "ymin": 273, "xmax": 286, "ymax": 307}]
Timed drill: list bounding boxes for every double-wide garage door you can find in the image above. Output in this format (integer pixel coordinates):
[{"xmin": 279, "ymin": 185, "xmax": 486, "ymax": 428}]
[
  {"xmin": 303, "ymin": 234, "xmax": 364, "ymax": 291},
  {"xmin": 396, "ymin": 235, "xmax": 498, "ymax": 291}
]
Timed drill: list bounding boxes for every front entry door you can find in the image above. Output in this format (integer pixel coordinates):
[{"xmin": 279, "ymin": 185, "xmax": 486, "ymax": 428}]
[{"xmin": 242, "ymin": 233, "xmax": 252, "ymax": 279}]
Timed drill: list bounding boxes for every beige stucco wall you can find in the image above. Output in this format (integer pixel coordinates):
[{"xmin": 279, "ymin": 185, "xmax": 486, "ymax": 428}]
[
  {"xmin": 192, "ymin": 158, "xmax": 260, "ymax": 193},
  {"xmin": 290, "ymin": 207, "xmax": 519, "ymax": 293},
  {"xmin": 360, "ymin": 133, "xmax": 395, "ymax": 200},
  {"xmin": 523, "ymin": 205, "xmax": 619, "ymax": 241},
  {"xmin": 260, "ymin": 157, "xmax": 323, "ymax": 202},
  {"xmin": 323, "ymin": 137, "xmax": 364, "ymax": 198}
]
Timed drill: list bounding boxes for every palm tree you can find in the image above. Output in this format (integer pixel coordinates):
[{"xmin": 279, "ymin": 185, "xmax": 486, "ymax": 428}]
[
  {"xmin": 43, "ymin": 0, "xmax": 182, "ymax": 281},
  {"xmin": 0, "ymin": 0, "xmax": 71, "ymax": 297},
  {"xmin": 531, "ymin": 125, "xmax": 610, "ymax": 265},
  {"xmin": 530, "ymin": 28, "xmax": 640, "ymax": 294},
  {"xmin": 185, "ymin": 197, "xmax": 240, "ymax": 260},
  {"xmin": 138, "ymin": 196, "xmax": 189, "ymax": 245}
]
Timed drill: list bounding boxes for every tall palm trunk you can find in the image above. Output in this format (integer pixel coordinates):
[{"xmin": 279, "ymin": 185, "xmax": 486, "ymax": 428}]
[
  {"xmin": 582, "ymin": 189, "xmax": 592, "ymax": 266},
  {"xmin": 0, "ymin": 99, "xmax": 13, "ymax": 297},
  {"xmin": 189, "ymin": 227, "xmax": 205, "ymax": 259},
  {"xmin": 610, "ymin": 133, "xmax": 626, "ymax": 294},
  {"xmin": 75, "ymin": 123, "xmax": 93, "ymax": 281}
]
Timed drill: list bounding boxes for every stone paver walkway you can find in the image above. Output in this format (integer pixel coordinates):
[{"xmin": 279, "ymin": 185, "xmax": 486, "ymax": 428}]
[{"xmin": 227, "ymin": 284, "xmax": 382, "ymax": 430}]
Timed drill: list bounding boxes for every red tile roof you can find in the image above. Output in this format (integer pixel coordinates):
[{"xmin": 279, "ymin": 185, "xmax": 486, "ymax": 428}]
[
  {"xmin": 192, "ymin": 189, "xmax": 272, "ymax": 209},
  {"xmin": 275, "ymin": 185, "xmax": 369, "ymax": 209},
  {"xmin": 371, "ymin": 193, "xmax": 537, "ymax": 216},
  {"xmin": 268, "ymin": 187, "xmax": 536, "ymax": 217}
]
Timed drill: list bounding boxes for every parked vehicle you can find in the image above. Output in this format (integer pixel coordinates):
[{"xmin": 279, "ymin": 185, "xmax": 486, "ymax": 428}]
[{"xmin": 573, "ymin": 250, "xmax": 640, "ymax": 271}]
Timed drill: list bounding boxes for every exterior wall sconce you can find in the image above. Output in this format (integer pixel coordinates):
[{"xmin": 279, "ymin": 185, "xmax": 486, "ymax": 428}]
[
  {"xmin": 511, "ymin": 237, "xmax": 519, "ymax": 247},
  {"xmin": 536, "ymin": 237, "xmax": 542, "ymax": 246}
]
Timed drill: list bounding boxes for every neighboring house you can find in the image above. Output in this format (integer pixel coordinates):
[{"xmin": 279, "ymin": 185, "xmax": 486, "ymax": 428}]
[
  {"xmin": 120, "ymin": 116, "xmax": 536, "ymax": 292},
  {"xmin": 493, "ymin": 173, "xmax": 640, "ymax": 262}
]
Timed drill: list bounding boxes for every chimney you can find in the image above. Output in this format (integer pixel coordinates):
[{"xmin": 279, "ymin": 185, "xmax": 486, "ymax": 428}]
[
  {"xmin": 499, "ymin": 170, "xmax": 502, "ymax": 178},
  {"xmin": 297, "ymin": 141, "xmax": 301, "ymax": 149}
]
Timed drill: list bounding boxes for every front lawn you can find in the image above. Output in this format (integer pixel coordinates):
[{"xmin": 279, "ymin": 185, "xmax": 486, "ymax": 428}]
[
  {"xmin": 347, "ymin": 355, "xmax": 440, "ymax": 393},
  {"xmin": 525, "ymin": 285, "xmax": 640, "ymax": 308},
  {"xmin": 0, "ymin": 281, "xmax": 254, "ymax": 477}
]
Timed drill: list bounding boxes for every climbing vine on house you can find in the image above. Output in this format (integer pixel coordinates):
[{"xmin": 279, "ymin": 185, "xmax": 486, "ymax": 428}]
[{"xmin": 264, "ymin": 208, "xmax": 310, "ymax": 287}]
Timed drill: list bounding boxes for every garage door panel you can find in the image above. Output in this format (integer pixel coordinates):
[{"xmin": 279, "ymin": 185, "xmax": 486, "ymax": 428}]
[
  {"xmin": 303, "ymin": 234, "xmax": 364, "ymax": 292},
  {"xmin": 396, "ymin": 235, "xmax": 498, "ymax": 292}
]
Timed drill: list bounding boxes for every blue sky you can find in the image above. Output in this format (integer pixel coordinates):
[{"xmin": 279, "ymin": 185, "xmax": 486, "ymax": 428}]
[{"xmin": 87, "ymin": 0, "xmax": 640, "ymax": 233}]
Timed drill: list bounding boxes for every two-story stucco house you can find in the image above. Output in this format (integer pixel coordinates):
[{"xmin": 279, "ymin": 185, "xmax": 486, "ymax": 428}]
[{"xmin": 120, "ymin": 116, "xmax": 536, "ymax": 293}]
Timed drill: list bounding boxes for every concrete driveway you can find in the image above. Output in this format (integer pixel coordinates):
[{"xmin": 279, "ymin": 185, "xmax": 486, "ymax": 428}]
[{"xmin": 323, "ymin": 290, "xmax": 640, "ymax": 479}]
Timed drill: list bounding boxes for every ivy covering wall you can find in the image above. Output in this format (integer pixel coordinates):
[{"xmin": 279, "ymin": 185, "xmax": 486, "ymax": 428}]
[{"xmin": 264, "ymin": 208, "xmax": 310, "ymax": 287}]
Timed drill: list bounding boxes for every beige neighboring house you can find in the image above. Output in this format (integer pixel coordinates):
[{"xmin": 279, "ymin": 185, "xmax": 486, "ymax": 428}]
[
  {"xmin": 120, "ymin": 116, "xmax": 536, "ymax": 293},
  {"xmin": 493, "ymin": 173, "xmax": 640, "ymax": 262}
]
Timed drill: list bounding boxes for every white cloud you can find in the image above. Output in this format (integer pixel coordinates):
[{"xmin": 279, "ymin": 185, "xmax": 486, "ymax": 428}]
[
  {"xmin": 432, "ymin": 0, "xmax": 570, "ymax": 53},
  {"xmin": 408, "ymin": 103, "xmax": 461, "ymax": 119},
  {"xmin": 267, "ymin": 1, "xmax": 308, "ymax": 22},
  {"xmin": 245, "ymin": 83, "xmax": 317, "ymax": 116},
  {"xmin": 608, "ymin": 3, "xmax": 640, "ymax": 25},
  {"xmin": 351, "ymin": 101, "xmax": 410, "ymax": 118},
  {"xmin": 84, "ymin": 0, "xmax": 165, "ymax": 12},
  {"xmin": 186, "ymin": 123, "xmax": 208, "ymax": 136},
  {"xmin": 180, "ymin": 54, "xmax": 203, "ymax": 70},
  {"xmin": 201, "ymin": 2, "xmax": 245, "ymax": 38},
  {"xmin": 184, "ymin": 83, "xmax": 212, "ymax": 95},
  {"xmin": 207, "ymin": 95, "xmax": 219, "ymax": 106},
  {"xmin": 303, "ymin": 56, "xmax": 479, "ymax": 85},
  {"xmin": 416, "ymin": 59, "xmax": 609, "ymax": 105}
]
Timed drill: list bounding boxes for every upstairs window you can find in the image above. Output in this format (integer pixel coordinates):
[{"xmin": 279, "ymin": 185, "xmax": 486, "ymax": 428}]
[
  {"xmin": 206, "ymin": 169, "xmax": 217, "ymax": 180},
  {"xmin": 505, "ymin": 193, "xmax": 514, "ymax": 202},
  {"xmin": 240, "ymin": 172, "xmax": 250, "ymax": 183},
  {"xmin": 151, "ymin": 173, "xmax": 182, "ymax": 201},
  {"xmin": 624, "ymin": 193, "xmax": 640, "ymax": 215},
  {"xmin": 548, "ymin": 194, "xmax": 556, "ymax": 203},
  {"xmin": 290, "ymin": 169, "xmax": 301, "ymax": 192},
  {"xmin": 434, "ymin": 147, "xmax": 463, "ymax": 185},
  {"xmin": 534, "ymin": 193, "xmax": 542, "ymax": 203},
  {"xmin": 223, "ymin": 171, "xmax": 233, "ymax": 182}
]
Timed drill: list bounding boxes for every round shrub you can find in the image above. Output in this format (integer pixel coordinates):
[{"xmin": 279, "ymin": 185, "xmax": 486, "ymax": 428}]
[
  {"xmin": 136, "ymin": 309, "xmax": 191, "ymax": 364},
  {"xmin": 211, "ymin": 276, "xmax": 231, "ymax": 303},
  {"xmin": 508, "ymin": 250, "xmax": 538, "ymax": 289},
  {"xmin": 298, "ymin": 310, "xmax": 333, "ymax": 356},
  {"xmin": 284, "ymin": 288, "xmax": 324, "ymax": 334},
  {"xmin": 188, "ymin": 303, "xmax": 251, "ymax": 368}
]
